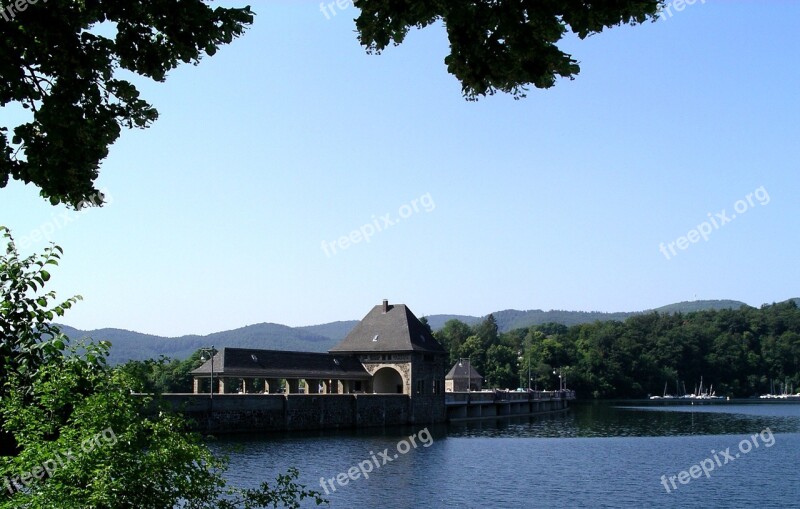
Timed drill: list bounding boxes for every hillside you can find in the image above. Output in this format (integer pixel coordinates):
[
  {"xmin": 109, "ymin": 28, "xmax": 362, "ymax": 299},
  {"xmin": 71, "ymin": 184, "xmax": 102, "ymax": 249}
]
[
  {"xmin": 60, "ymin": 323, "xmax": 339, "ymax": 365},
  {"xmin": 651, "ymin": 299, "xmax": 747, "ymax": 314},
  {"xmin": 58, "ymin": 298, "xmax": 762, "ymax": 364}
]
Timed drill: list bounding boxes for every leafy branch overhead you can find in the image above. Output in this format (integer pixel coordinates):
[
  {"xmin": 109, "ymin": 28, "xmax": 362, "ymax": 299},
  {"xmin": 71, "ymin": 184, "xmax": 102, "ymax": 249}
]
[
  {"xmin": 353, "ymin": 0, "xmax": 663, "ymax": 98},
  {"xmin": 0, "ymin": 1, "xmax": 254, "ymax": 207},
  {"xmin": 2, "ymin": 1, "xmax": 661, "ymax": 207}
]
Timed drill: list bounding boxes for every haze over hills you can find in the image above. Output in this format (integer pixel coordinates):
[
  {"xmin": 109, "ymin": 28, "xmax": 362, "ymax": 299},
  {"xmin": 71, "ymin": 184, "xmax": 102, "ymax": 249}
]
[{"xmin": 59, "ymin": 299, "xmax": 788, "ymax": 365}]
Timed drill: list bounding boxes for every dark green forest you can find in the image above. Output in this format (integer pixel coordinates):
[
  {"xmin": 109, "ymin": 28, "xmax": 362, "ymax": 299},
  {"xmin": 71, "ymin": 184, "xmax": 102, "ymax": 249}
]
[{"xmin": 434, "ymin": 300, "xmax": 800, "ymax": 399}]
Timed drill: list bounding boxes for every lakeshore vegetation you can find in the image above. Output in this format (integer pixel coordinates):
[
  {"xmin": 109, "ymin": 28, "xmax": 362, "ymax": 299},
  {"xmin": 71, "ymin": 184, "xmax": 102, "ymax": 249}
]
[
  {"xmin": 117, "ymin": 301, "xmax": 800, "ymax": 401},
  {"xmin": 0, "ymin": 229, "xmax": 325, "ymax": 508},
  {"xmin": 434, "ymin": 304, "xmax": 800, "ymax": 399}
]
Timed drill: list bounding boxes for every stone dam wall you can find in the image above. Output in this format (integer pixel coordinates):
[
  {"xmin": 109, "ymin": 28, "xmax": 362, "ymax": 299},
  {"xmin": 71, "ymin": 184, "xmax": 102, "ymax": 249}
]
[{"xmin": 158, "ymin": 394, "xmax": 412, "ymax": 433}]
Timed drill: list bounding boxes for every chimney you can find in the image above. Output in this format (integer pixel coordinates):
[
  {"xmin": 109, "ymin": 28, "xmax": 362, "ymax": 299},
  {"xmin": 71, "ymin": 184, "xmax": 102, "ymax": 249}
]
[{"xmin": 382, "ymin": 299, "xmax": 389, "ymax": 313}]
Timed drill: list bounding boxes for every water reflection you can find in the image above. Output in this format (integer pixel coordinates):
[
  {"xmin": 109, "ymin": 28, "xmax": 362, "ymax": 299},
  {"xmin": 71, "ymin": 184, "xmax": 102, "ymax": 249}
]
[
  {"xmin": 446, "ymin": 403, "xmax": 800, "ymax": 438},
  {"xmin": 215, "ymin": 403, "xmax": 800, "ymax": 509}
]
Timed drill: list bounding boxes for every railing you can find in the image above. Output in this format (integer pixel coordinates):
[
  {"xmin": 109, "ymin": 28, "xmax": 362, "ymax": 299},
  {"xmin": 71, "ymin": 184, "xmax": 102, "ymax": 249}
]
[{"xmin": 445, "ymin": 389, "xmax": 575, "ymax": 405}]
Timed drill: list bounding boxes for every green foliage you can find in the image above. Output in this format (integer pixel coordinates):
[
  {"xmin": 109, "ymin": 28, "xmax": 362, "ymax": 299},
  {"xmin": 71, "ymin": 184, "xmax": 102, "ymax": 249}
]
[
  {"xmin": 117, "ymin": 351, "xmax": 206, "ymax": 394},
  {"xmin": 354, "ymin": 0, "xmax": 663, "ymax": 99},
  {"xmin": 435, "ymin": 319, "xmax": 473, "ymax": 366},
  {"xmin": 443, "ymin": 303, "xmax": 800, "ymax": 398},
  {"xmin": 484, "ymin": 344, "xmax": 517, "ymax": 389},
  {"xmin": 0, "ymin": 229, "xmax": 326, "ymax": 508},
  {"xmin": 4, "ymin": 0, "xmax": 666, "ymax": 207},
  {"xmin": 0, "ymin": 1, "xmax": 254, "ymax": 207}
]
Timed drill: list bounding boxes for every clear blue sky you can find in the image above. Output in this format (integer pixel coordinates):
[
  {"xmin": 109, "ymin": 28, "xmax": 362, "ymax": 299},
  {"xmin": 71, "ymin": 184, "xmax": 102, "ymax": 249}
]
[{"xmin": 2, "ymin": 1, "xmax": 798, "ymax": 337}]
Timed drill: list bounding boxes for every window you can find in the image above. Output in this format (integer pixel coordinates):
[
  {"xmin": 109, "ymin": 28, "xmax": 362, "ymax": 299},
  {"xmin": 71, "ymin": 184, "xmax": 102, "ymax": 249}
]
[
  {"xmin": 433, "ymin": 380, "xmax": 441, "ymax": 395},
  {"xmin": 416, "ymin": 380, "xmax": 425, "ymax": 394}
]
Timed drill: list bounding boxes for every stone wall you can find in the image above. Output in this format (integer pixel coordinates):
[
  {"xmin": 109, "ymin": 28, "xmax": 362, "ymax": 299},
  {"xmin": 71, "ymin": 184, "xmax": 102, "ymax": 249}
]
[
  {"xmin": 410, "ymin": 352, "xmax": 447, "ymax": 423},
  {"xmin": 157, "ymin": 394, "xmax": 411, "ymax": 433}
]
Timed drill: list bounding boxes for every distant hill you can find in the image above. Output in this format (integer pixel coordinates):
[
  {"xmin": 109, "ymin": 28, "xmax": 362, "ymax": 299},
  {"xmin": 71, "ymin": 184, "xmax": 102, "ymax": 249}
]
[
  {"xmin": 423, "ymin": 314, "xmax": 482, "ymax": 330},
  {"xmin": 430, "ymin": 300, "xmax": 750, "ymax": 332},
  {"xmin": 650, "ymin": 299, "xmax": 747, "ymax": 314},
  {"xmin": 488, "ymin": 309, "xmax": 635, "ymax": 331},
  {"xmin": 58, "ymin": 298, "xmax": 778, "ymax": 365},
  {"xmin": 295, "ymin": 321, "xmax": 359, "ymax": 342},
  {"xmin": 60, "ymin": 323, "xmax": 339, "ymax": 365}
]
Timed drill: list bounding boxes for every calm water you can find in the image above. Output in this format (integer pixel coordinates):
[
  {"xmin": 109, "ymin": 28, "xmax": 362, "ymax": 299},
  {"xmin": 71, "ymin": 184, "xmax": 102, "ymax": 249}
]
[{"xmin": 213, "ymin": 403, "xmax": 800, "ymax": 508}]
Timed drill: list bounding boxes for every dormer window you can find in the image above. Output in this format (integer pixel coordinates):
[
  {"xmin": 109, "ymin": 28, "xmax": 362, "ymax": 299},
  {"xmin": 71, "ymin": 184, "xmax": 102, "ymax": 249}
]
[{"xmin": 372, "ymin": 334, "xmax": 379, "ymax": 342}]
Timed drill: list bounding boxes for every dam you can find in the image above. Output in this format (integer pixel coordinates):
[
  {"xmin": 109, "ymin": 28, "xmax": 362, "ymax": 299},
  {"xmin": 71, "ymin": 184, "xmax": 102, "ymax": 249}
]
[{"xmin": 163, "ymin": 300, "xmax": 574, "ymax": 433}]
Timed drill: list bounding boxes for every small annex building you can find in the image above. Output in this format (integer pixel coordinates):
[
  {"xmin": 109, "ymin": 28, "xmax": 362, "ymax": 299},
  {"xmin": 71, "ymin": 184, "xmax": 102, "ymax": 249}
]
[
  {"xmin": 190, "ymin": 300, "xmax": 448, "ymax": 423},
  {"xmin": 445, "ymin": 359, "xmax": 483, "ymax": 392}
]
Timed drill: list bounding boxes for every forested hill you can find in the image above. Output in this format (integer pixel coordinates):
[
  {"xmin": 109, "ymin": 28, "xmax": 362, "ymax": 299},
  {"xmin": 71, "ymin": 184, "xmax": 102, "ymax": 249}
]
[
  {"xmin": 60, "ymin": 299, "xmax": 752, "ymax": 364},
  {"xmin": 432, "ymin": 300, "xmax": 800, "ymax": 399}
]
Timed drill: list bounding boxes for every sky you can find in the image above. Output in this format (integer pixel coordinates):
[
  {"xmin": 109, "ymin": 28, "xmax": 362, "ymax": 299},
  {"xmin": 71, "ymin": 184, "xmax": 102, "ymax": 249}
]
[{"xmin": 1, "ymin": 1, "xmax": 799, "ymax": 337}]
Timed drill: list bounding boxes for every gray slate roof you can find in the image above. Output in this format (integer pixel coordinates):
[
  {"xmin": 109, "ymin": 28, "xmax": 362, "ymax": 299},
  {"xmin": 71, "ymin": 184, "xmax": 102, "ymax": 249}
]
[
  {"xmin": 190, "ymin": 348, "xmax": 370, "ymax": 379},
  {"xmin": 329, "ymin": 302, "xmax": 446, "ymax": 354},
  {"xmin": 445, "ymin": 360, "xmax": 483, "ymax": 380}
]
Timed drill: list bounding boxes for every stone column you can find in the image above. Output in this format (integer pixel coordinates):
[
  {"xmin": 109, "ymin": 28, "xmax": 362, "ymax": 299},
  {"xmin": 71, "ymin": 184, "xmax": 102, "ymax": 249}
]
[
  {"xmin": 218, "ymin": 378, "xmax": 226, "ymax": 394},
  {"xmin": 193, "ymin": 378, "xmax": 200, "ymax": 394}
]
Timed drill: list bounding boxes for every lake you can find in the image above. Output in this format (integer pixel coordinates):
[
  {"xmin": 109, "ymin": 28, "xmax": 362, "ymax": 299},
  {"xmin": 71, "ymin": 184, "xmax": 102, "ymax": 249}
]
[{"xmin": 214, "ymin": 402, "xmax": 800, "ymax": 508}]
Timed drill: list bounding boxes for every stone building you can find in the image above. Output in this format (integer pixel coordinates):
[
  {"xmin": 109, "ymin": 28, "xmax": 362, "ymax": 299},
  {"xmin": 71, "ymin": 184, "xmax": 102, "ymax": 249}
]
[
  {"xmin": 330, "ymin": 299, "xmax": 448, "ymax": 423},
  {"xmin": 445, "ymin": 358, "xmax": 483, "ymax": 392},
  {"xmin": 190, "ymin": 300, "xmax": 448, "ymax": 423},
  {"xmin": 189, "ymin": 348, "xmax": 371, "ymax": 395}
]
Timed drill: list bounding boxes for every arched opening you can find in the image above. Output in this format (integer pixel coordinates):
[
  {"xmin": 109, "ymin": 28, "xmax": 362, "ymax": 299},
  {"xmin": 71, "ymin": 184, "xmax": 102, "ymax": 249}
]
[{"xmin": 373, "ymin": 367, "xmax": 404, "ymax": 394}]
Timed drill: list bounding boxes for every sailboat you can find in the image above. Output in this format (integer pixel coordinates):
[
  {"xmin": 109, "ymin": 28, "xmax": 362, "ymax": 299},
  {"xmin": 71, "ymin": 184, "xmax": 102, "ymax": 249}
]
[{"xmin": 650, "ymin": 381, "xmax": 676, "ymax": 399}]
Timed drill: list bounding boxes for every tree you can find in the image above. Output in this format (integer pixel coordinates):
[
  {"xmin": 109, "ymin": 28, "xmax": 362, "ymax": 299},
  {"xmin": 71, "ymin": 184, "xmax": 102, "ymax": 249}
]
[
  {"xmin": 0, "ymin": 226, "xmax": 81, "ymax": 455},
  {"xmin": 457, "ymin": 335, "xmax": 486, "ymax": 379},
  {"xmin": 354, "ymin": 0, "xmax": 662, "ymax": 99},
  {"xmin": 3, "ymin": 1, "xmax": 665, "ymax": 207},
  {"xmin": 117, "ymin": 350, "xmax": 206, "ymax": 394},
  {"xmin": 485, "ymin": 344, "xmax": 517, "ymax": 389},
  {"xmin": 1, "ymin": 1, "xmax": 253, "ymax": 207},
  {"xmin": 474, "ymin": 314, "xmax": 499, "ymax": 349},
  {"xmin": 419, "ymin": 316, "xmax": 433, "ymax": 336},
  {"xmin": 0, "ymin": 228, "xmax": 325, "ymax": 508},
  {"xmin": 435, "ymin": 319, "xmax": 472, "ymax": 365}
]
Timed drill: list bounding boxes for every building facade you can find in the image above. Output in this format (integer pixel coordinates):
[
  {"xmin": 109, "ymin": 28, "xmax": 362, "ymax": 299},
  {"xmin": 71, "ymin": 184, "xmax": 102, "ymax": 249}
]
[{"xmin": 190, "ymin": 300, "xmax": 448, "ymax": 424}]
